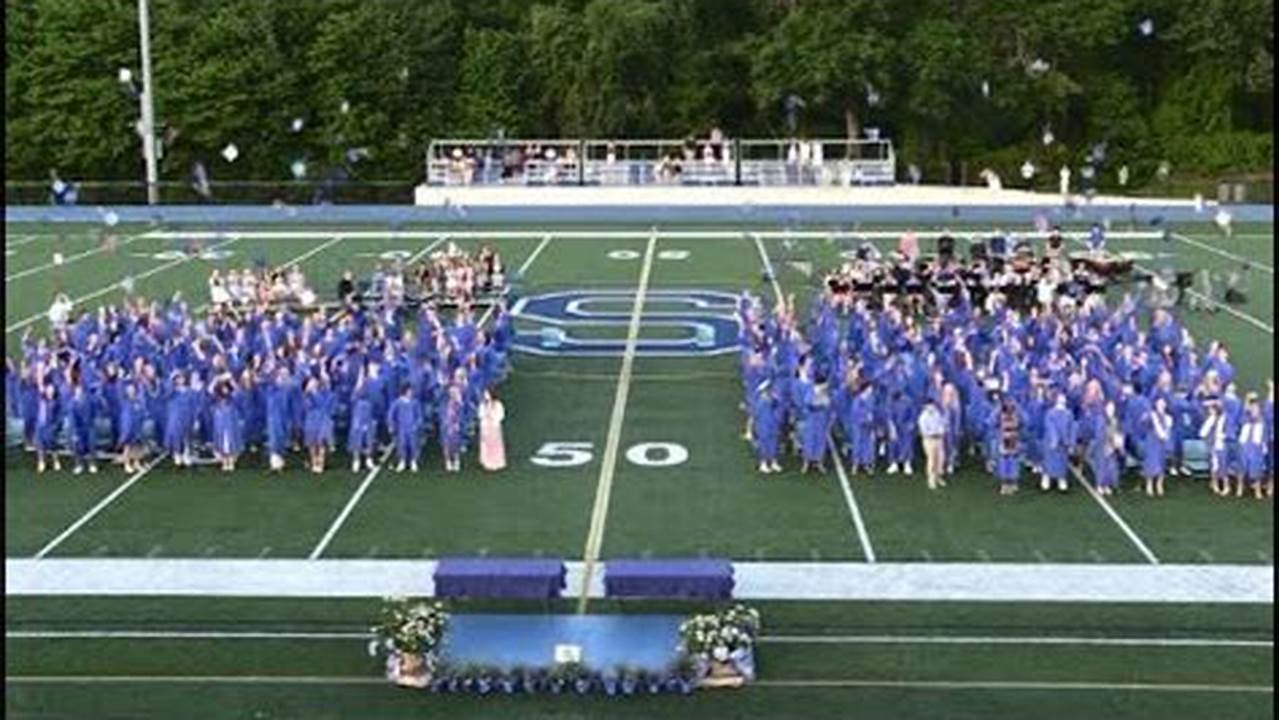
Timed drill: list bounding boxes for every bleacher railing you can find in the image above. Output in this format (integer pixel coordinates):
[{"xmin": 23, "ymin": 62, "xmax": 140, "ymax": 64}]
[{"xmin": 424, "ymin": 138, "xmax": 897, "ymax": 187}]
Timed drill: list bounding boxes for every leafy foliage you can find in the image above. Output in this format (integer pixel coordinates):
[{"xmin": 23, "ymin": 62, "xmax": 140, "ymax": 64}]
[{"xmin": 4, "ymin": 0, "xmax": 1273, "ymax": 183}]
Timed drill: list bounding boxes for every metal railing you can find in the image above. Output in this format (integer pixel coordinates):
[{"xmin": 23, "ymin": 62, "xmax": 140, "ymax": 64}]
[{"xmin": 424, "ymin": 137, "xmax": 897, "ymax": 187}]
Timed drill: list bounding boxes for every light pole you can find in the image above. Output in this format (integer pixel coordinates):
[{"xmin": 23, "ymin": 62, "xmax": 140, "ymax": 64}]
[{"xmin": 136, "ymin": 0, "xmax": 159, "ymax": 204}]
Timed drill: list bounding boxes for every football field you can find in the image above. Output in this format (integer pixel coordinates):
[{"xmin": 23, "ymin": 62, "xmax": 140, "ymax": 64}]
[{"xmin": 4, "ymin": 219, "xmax": 1274, "ymax": 718}]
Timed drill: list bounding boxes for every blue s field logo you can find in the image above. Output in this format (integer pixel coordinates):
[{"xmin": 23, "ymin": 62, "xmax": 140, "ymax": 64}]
[{"xmin": 510, "ymin": 289, "xmax": 740, "ymax": 357}]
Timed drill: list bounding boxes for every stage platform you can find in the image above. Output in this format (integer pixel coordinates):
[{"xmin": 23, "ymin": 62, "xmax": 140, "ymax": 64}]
[{"xmin": 440, "ymin": 614, "xmax": 682, "ymax": 672}]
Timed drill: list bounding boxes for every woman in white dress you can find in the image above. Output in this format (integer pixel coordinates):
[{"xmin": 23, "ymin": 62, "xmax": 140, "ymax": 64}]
[{"xmin": 478, "ymin": 390, "xmax": 506, "ymax": 472}]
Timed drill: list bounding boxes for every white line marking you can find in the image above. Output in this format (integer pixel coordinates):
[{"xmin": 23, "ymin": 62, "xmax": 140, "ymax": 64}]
[
  {"xmin": 753, "ymin": 679, "xmax": 1272, "ymax": 694},
  {"xmin": 5, "ymin": 231, "xmax": 153, "ymax": 281},
  {"xmin": 7, "ymin": 630, "xmax": 1268, "ymax": 649},
  {"xmin": 1070, "ymin": 466, "xmax": 1160, "ymax": 565},
  {"xmin": 307, "ymin": 448, "xmax": 391, "ymax": 560},
  {"xmin": 753, "ymin": 231, "xmax": 876, "ymax": 563},
  {"xmin": 6, "ymin": 234, "xmax": 41, "ymax": 248},
  {"xmin": 1033, "ymin": 549, "xmax": 1049, "ymax": 563},
  {"xmin": 4, "ymin": 676, "xmax": 1269, "ymax": 694},
  {"xmin": 33, "ymin": 455, "xmax": 166, "ymax": 559},
  {"xmin": 577, "ymin": 234, "xmax": 657, "ymax": 613},
  {"xmin": 830, "ymin": 443, "xmax": 877, "ymax": 563},
  {"xmin": 1172, "ymin": 232, "xmax": 1273, "ymax": 274},
  {"xmin": 6, "ymin": 235, "xmax": 242, "ymax": 334},
  {"xmin": 760, "ymin": 635, "xmax": 1273, "ymax": 648}
]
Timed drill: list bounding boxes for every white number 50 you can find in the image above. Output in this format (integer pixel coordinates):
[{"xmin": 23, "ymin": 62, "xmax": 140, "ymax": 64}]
[{"xmin": 530, "ymin": 442, "xmax": 595, "ymax": 467}]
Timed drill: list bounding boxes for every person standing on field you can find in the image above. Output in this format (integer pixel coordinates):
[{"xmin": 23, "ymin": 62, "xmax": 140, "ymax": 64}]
[{"xmin": 918, "ymin": 400, "xmax": 946, "ymax": 490}]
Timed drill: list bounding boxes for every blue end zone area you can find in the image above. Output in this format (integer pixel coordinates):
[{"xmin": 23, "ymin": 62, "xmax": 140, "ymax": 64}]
[
  {"xmin": 440, "ymin": 614, "xmax": 682, "ymax": 672},
  {"xmin": 4, "ymin": 202, "xmax": 1274, "ymax": 225}
]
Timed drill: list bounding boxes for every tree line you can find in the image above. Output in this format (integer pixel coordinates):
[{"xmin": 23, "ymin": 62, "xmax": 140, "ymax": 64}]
[{"xmin": 5, "ymin": 0, "xmax": 1273, "ymax": 189}]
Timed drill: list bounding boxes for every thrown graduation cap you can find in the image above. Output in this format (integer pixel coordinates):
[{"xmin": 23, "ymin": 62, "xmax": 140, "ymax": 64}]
[
  {"xmin": 117, "ymin": 67, "xmax": 132, "ymax": 84},
  {"xmin": 221, "ymin": 143, "xmax": 239, "ymax": 162},
  {"xmin": 340, "ymin": 99, "xmax": 351, "ymax": 114},
  {"xmin": 1214, "ymin": 208, "xmax": 1233, "ymax": 232},
  {"xmin": 981, "ymin": 80, "xmax": 991, "ymax": 98},
  {"xmin": 1042, "ymin": 127, "xmax": 1055, "ymax": 146},
  {"xmin": 345, "ymin": 147, "xmax": 370, "ymax": 164},
  {"xmin": 290, "ymin": 117, "xmax": 304, "ymax": 133},
  {"xmin": 120, "ymin": 275, "xmax": 136, "ymax": 294},
  {"xmin": 102, "ymin": 209, "xmax": 120, "ymax": 227},
  {"xmin": 1148, "ymin": 214, "xmax": 1165, "ymax": 226},
  {"xmin": 191, "ymin": 162, "xmax": 212, "ymax": 199},
  {"xmin": 290, "ymin": 159, "xmax": 307, "ymax": 179},
  {"xmin": 865, "ymin": 83, "xmax": 881, "ymax": 107},
  {"xmin": 1138, "ymin": 18, "xmax": 1154, "ymax": 37},
  {"xmin": 399, "ymin": 67, "xmax": 409, "ymax": 81},
  {"xmin": 1156, "ymin": 161, "xmax": 1171, "ymax": 180},
  {"xmin": 907, "ymin": 164, "xmax": 922, "ymax": 184},
  {"xmin": 1020, "ymin": 161, "xmax": 1036, "ymax": 179},
  {"xmin": 1089, "ymin": 142, "xmax": 1107, "ymax": 164},
  {"xmin": 1117, "ymin": 164, "xmax": 1130, "ymax": 186},
  {"xmin": 1080, "ymin": 165, "xmax": 1095, "ymax": 180},
  {"xmin": 1028, "ymin": 58, "xmax": 1050, "ymax": 75}
]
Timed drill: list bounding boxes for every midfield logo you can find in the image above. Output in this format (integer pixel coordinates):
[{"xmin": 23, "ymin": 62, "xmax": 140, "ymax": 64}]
[{"xmin": 510, "ymin": 289, "xmax": 741, "ymax": 357}]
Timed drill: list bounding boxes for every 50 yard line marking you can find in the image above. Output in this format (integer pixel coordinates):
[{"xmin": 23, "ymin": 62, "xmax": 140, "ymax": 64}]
[
  {"xmin": 751, "ymin": 233, "xmax": 877, "ymax": 563},
  {"xmin": 577, "ymin": 233, "xmax": 657, "ymax": 613}
]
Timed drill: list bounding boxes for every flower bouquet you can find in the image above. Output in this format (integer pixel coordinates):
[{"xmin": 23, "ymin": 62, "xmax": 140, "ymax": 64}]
[
  {"xmin": 370, "ymin": 597, "xmax": 449, "ymax": 688},
  {"xmin": 677, "ymin": 604, "xmax": 761, "ymax": 689}
]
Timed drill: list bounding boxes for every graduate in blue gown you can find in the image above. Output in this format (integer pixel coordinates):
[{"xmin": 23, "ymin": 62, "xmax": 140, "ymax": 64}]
[
  {"xmin": 846, "ymin": 384, "xmax": 877, "ymax": 474},
  {"xmin": 347, "ymin": 371, "xmax": 378, "ymax": 472},
  {"xmin": 118, "ymin": 382, "xmax": 148, "ymax": 473},
  {"xmin": 303, "ymin": 375, "xmax": 336, "ymax": 474},
  {"xmin": 440, "ymin": 385, "xmax": 464, "ymax": 472},
  {"xmin": 995, "ymin": 398, "xmax": 1021, "ymax": 494},
  {"xmin": 1141, "ymin": 397, "xmax": 1173, "ymax": 496},
  {"xmin": 1040, "ymin": 393, "xmax": 1076, "ymax": 492},
  {"xmin": 211, "ymin": 380, "xmax": 243, "ymax": 472},
  {"xmin": 1238, "ymin": 396, "xmax": 1268, "ymax": 499},
  {"xmin": 34, "ymin": 382, "xmax": 62, "ymax": 473},
  {"xmin": 264, "ymin": 368, "xmax": 291, "ymax": 471},
  {"xmin": 799, "ymin": 380, "xmax": 831, "ymax": 474},
  {"xmin": 750, "ymin": 382, "xmax": 782, "ymax": 474},
  {"xmin": 68, "ymin": 382, "xmax": 100, "ymax": 475},
  {"xmin": 1086, "ymin": 401, "xmax": 1122, "ymax": 495},
  {"xmin": 163, "ymin": 373, "xmax": 194, "ymax": 467},
  {"xmin": 886, "ymin": 390, "xmax": 916, "ymax": 475},
  {"xmin": 387, "ymin": 384, "xmax": 424, "ymax": 473}
]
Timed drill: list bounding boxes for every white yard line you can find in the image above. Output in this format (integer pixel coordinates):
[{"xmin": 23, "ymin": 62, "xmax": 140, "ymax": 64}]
[
  {"xmin": 759, "ymin": 635, "xmax": 1272, "ymax": 648},
  {"xmin": 830, "ymin": 445, "xmax": 877, "ymax": 563},
  {"xmin": 6, "ymin": 235, "xmax": 242, "ymax": 335},
  {"xmin": 753, "ymin": 232, "xmax": 876, "ymax": 563},
  {"xmin": 5, "ymin": 230, "xmax": 153, "ymax": 281},
  {"xmin": 1070, "ymin": 467, "xmax": 1160, "ymax": 565},
  {"xmin": 577, "ymin": 233, "xmax": 657, "ymax": 613},
  {"xmin": 753, "ymin": 679, "xmax": 1272, "ymax": 694},
  {"xmin": 1172, "ymin": 232, "xmax": 1273, "ymax": 274},
  {"xmin": 33, "ymin": 455, "xmax": 167, "ymax": 560},
  {"xmin": 307, "ymin": 448, "xmax": 393, "ymax": 560},
  {"xmin": 5, "ymin": 234, "xmax": 43, "ymax": 248},
  {"xmin": 7, "ymin": 630, "xmax": 1268, "ymax": 649}
]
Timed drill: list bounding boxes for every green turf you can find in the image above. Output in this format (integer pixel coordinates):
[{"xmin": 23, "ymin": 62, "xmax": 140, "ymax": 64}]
[{"xmin": 4, "ymin": 221, "xmax": 1273, "ymax": 718}]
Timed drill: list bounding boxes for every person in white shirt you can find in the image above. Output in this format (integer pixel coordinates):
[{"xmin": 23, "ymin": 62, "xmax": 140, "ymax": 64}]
[{"xmin": 918, "ymin": 401, "xmax": 946, "ymax": 490}]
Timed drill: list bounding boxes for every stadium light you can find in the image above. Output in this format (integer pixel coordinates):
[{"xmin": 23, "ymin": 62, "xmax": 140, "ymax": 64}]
[{"xmin": 136, "ymin": 0, "xmax": 160, "ymax": 205}]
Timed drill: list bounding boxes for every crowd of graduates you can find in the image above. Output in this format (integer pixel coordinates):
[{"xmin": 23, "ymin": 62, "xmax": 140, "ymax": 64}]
[
  {"xmin": 6, "ymin": 293, "xmax": 514, "ymax": 477},
  {"xmin": 737, "ymin": 284, "xmax": 1274, "ymax": 500}
]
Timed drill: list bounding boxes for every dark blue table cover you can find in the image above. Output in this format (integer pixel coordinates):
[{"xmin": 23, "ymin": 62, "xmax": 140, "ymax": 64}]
[
  {"xmin": 604, "ymin": 559, "xmax": 734, "ymax": 599},
  {"xmin": 433, "ymin": 558, "xmax": 567, "ymax": 599}
]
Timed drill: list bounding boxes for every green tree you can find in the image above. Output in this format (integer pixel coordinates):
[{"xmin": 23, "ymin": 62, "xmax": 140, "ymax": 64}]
[{"xmin": 455, "ymin": 27, "xmax": 527, "ymax": 137}]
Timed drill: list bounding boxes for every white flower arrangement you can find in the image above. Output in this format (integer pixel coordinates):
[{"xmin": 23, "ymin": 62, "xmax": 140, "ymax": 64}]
[
  {"xmin": 678, "ymin": 604, "xmax": 761, "ymax": 657},
  {"xmin": 371, "ymin": 597, "xmax": 449, "ymax": 656}
]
